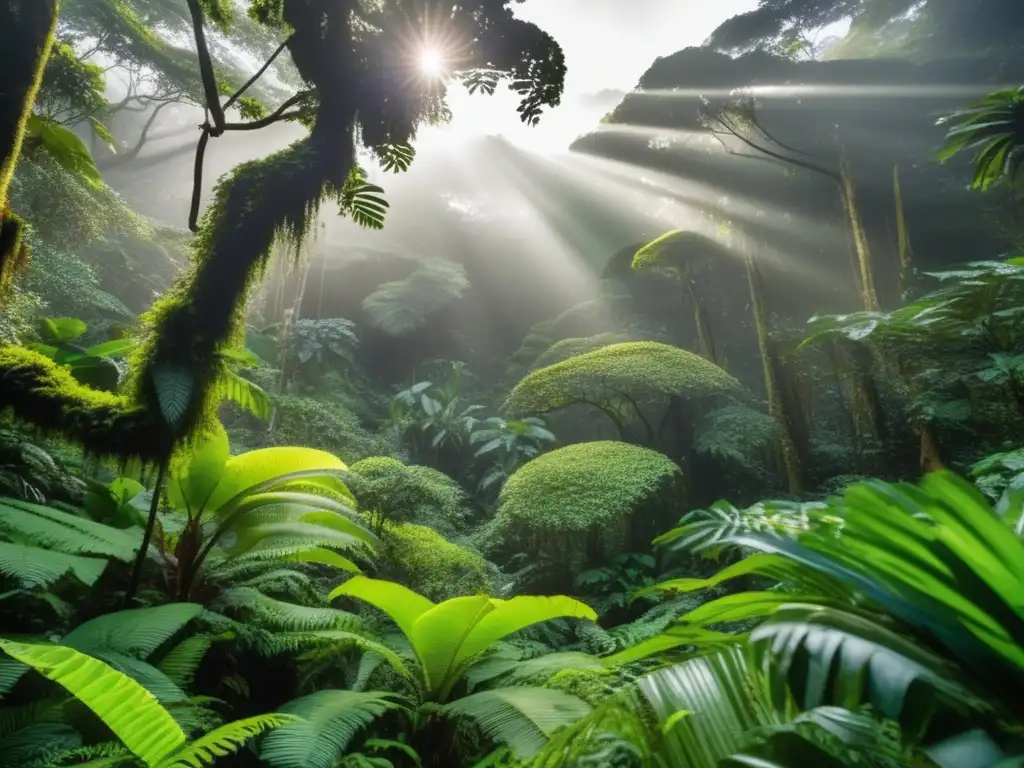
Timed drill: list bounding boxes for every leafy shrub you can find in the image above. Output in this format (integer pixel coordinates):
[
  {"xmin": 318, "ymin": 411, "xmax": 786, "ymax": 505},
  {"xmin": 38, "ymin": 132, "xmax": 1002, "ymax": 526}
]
[
  {"xmin": 529, "ymin": 333, "xmax": 630, "ymax": 371},
  {"xmin": 238, "ymin": 396, "xmax": 397, "ymax": 462},
  {"xmin": 376, "ymin": 522, "xmax": 496, "ymax": 602},
  {"xmin": 504, "ymin": 342, "xmax": 742, "ymax": 429},
  {"xmin": 494, "ymin": 441, "xmax": 683, "ymax": 575},
  {"xmin": 348, "ymin": 457, "xmax": 469, "ymax": 536}
]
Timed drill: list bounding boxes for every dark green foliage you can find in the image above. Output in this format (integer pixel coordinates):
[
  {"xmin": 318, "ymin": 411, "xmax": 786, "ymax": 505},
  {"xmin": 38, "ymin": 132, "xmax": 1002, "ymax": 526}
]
[
  {"xmin": 939, "ymin": 86, "xmax": 1024, "ymax": 191},
  {"xmin": 347, "ymin": 457, "xmax": 468, "ymax": 537},
  {"xmin": 375, "ymin": 522, "xmax": 496, "ymax": 602}
]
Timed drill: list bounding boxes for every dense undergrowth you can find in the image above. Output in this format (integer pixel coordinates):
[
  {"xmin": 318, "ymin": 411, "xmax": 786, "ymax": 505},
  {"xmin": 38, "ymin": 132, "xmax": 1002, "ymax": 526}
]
[{"xmin": 1, "ymin": 0, "xmax": 1024, "ymax": 766}]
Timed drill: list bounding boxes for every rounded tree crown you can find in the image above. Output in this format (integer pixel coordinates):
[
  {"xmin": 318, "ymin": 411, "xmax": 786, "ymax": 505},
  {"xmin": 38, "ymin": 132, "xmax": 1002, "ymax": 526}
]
[
  {"xmin": 497, "ymin": 440, "xmax": 681, "ymax": 534},
  {"xmin": 504, "ymin": 341, "xmax": 741, "ymax": 416}
]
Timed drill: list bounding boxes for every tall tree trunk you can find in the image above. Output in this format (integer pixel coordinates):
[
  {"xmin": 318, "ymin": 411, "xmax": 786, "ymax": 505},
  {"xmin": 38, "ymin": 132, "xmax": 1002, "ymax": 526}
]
[
  {"xmin": 746, "ymin": 252, "xmax": 803, "ymax": 494},
  {"xmin": 893, "ymin": 164, "xmax": 914, "ymax": 297},
  {"xmin": 0, "ymin": 0, "xmax": 59, "ymax": 289},
  {"xmin": 840, "ymin": 158, "xmax": 879, "ymax": 312}
]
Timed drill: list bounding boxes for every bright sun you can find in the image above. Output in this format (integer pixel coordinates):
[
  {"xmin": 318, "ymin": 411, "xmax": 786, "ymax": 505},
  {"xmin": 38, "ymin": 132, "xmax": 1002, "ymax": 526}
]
[{"xmin": 418, "ymin": 48, "xmax": 444, "ymax": 77}]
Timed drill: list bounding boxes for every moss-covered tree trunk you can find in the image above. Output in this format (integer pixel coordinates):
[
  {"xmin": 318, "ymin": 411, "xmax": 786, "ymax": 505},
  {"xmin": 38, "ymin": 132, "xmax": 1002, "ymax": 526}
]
[
  {"xmin": 0, "ymin": 0, "xmax": 58, "ymax": 289},
  {"xmin": 745, "ymin": 252, "xmax": 803, "ymax": 494}
]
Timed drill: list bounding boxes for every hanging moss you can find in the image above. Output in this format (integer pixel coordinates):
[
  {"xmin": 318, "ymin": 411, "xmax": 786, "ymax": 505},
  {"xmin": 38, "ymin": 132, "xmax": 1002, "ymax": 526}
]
[
  {"xmin": 0, "ymin": 209, "xmax": 29, "ymax": 293},
  {"xmin": 0, "ymin": 346, "xmax": 170, "ymax": 462},
  {"xmin": 505, "ymin": 341, "xmax": 741, "ymax": 418},
  {"xmin": 377, "ymin": 522, "xmax": 495, "ymax": 602},
  {"xmin": 494, "ymin": 441, "xmax": 682, "ymax": 569}
]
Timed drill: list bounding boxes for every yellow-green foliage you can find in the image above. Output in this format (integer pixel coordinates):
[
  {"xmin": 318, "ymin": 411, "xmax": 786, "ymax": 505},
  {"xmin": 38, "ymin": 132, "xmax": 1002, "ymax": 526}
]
[
  {"xmin": 494, "ymin": 441, "xmax": 681, "ymax": 564},
  {"xmin": 545, "ymin": 668, "xmax": 619, "ymax": 706},
  {"xmin": 250, "ymin": 396, "xmax": 395, "ymax": 463},
  {"xmin": 0, "ymin": 345, "xmax": 170, "ymax": 461},
  {"xmin": 632, "ymin": 229, "xmax": 731, "ymax": 273},
  {"xmin": 530, "ymin": 333, "xmax": 629, "ymax": 371},
  {"xmin": 505, "ymin": 341, "xmax": 741, "ymax": 416},
  {"xmin": 349, "ymin": 457, "xmax": 467, "ymax": 536},
  {"xmin": 378, "ymin": 522, "xmax": 494, "ymax": 602}
]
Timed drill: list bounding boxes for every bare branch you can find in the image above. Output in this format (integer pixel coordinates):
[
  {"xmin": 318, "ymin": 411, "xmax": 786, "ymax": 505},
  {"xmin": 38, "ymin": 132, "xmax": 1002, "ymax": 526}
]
[
  {"xmin": 184, "ymin": 0, "xmax": 225, "ymax": 134},
  {"xmin": 224, "ymin": 36, "xmax": 292, "ymax": 111}
]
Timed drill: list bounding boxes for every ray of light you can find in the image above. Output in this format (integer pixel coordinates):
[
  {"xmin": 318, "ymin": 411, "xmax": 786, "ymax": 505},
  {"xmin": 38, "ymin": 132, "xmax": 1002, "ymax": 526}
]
[{"xmin": 635, "ymin": 83, "xmax": 1013, "ymax": 100}]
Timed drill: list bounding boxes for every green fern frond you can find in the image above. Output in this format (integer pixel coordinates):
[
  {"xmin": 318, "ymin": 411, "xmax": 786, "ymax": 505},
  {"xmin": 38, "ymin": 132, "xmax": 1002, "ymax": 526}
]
[
  {"xmin": 0, "ymin": 640, "xmax": 186, "ymax": 766},
  {"xmin": 259, "ymin": 691, "xmax": 408, "ymax": 768},
  {"xmin": 156, "ymin": 714, "xmax": 298, "ymax": 768},
  {"xmin": 291, "ymin": 631, "xmax": 411, "ymax": 679},
  {"xmin": 89, "ymin": 651, "xmax": 188, "ymax": 706},
  {"xmin": 158, "ymin": 636, "xmax": 216, "ymax": 690},
  {"xmin": 360, "ymin": 259, "xmax": 470, "ymax": 338},
  {"xmin": 372, "ymin": 143, "xmax": 416, "ymax": 174},
  {"xmin": 217, "ymin": 371, "xmax": 272, "ymax": 421},
  {"xmin": 237, "ymin": 569, "xmax": 323, "ymax": 605},
  {"xmin": 338, "ymin": 168, "xmax": 389, "ymax": 230},
  {"xmin": 441, "ymin": 688, "xmax": 591, "ymax": 758},
  {"xmin": 151, "ymin": 365, "xmax": 196, "ymax": 428},
  {"xmin": 61, "ymin": 604, "xmax": 204, "ymax": 659},
  {"xmin": 211, "ymin": 587, "xmax": 361, "ymax": 632},
  {"xmin": 0, "ymin": 542, "xmax": 107, "ymax": 588},
  {"xmin": 0, "ymin": 498, "xmax": 141, "ymax": 561}
]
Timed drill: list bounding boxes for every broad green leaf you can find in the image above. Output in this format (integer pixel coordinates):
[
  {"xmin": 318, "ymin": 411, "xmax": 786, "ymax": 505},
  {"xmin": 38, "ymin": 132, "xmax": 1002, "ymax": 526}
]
[
  {"xmin": 454, "ymin": 596, "xmax": 597, "ymax": 673},
  {"xmin": 40, "ymin": 316, "xmax": 88, "ymax": 344},
  {"xmin": 204, "ymin": 447, "xmax": 348, "ymax": 513},
  {"xmin": 27, "ymin": 116, "xmax": 104, "ymax": 188},
  {"xmin": 0, "ymin": 639, "xmax": 186, "ymax": 765},
  {"xmin": 86, "ymin": 339, "xmax": 136, "ymax": 359},
  {"xmin": 411, "ymin": 595, "xmax": 495, "ymax": 695},
  {"xmin": 168, "ymin": 424, "xmax": 230, "ymax": 515},
  {"xmin": 329, "ymin": 576, "xmax": 434, "ymax": 641}
]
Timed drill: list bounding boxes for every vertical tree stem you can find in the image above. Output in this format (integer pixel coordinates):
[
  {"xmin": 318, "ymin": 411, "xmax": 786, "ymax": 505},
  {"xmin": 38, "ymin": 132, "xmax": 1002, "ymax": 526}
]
[{"xmin": 124, "ymin": 460, "xmax": 168, "ymax": 606}]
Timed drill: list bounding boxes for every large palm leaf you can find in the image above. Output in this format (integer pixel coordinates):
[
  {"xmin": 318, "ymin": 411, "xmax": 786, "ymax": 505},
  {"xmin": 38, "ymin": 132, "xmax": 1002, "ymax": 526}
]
[{"xmin": 939, "ymin": 86, "xmax": 1024, "ymax": 191}]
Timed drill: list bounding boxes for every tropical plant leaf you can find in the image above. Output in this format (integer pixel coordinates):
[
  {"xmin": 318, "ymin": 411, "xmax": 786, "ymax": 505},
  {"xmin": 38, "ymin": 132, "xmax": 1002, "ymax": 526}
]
[
  {"xmin": 212, "ymin": 587, "xmax": 360, "ymax": 632},
  {"xmin": 441, "ymin": 688, "xmax": 591, "ymax": 759},
  {"xmin": 219, "ymin": 370, "xmax": 272, "ymax": 421},
  {"xmin": 151, "ymin": 365, "xmax": 196, "ymax": 428},
  {"xmin": 157, "ymin": 713, "xmax": 297, "ymax": 768},
  {"xmin": 373, "ymin": 143, "xmax": 415, "ymax": 174},
  {"xmin": 329, "ymin": 577, "xmax": 434, "ymax": 641},
  {"xmin": 61, "ymin": 603, "xmax": 204, "ymax": 659},
  {"xmin": 26, "ymin": 116, "xmax": 104, "ymax": 188},
  {"xmin": 0, "ymin": 498, "xmax": 141, "ymax": 561},
  {"xmin": 0, "ymin": 640, "xmax": 186, "ymax": 765},
  {"xmin": 259, "ymin": 691, "xmax": 408, "ymax": 768},
  {"xmin": 339, "ymin": 168, "xmax": 390, "ymax": 230},
  {"xmin": 0, "ymin": 541, "xmax": 107, "ymax": 588},
  {"xmin": 157, "ymin": 635, "xmax": 217, "ymax": 690}
]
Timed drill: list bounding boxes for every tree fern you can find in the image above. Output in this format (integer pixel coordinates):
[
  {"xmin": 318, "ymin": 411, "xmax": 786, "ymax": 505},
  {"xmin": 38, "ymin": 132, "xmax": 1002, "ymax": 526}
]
[
  {"xmin": 211, "ymin": 587, "xmax": 361, "ymax": 632},
  {"xmin": 157, "ymin": 636, "xmax": 216, "ymax": 690},
  {"xmin": 0, "ymin": 541, "xmax": 107, "ymax": 588},
  {"xmin": 0, "ymin": 640, "xmax": 187, "ymax": 766},
  {"xmin": 259, "ymin": 691, "xmax": 408, "ymax": 768},
  {"xmin": 441, "ymin": 688, "xmax": 591, "ymax": 759},
  {"xmin": 360, "ymin": 259, "xmax": 470, "ymax": 337},
  {"xmin": 217, "ymin": 370, "xmax": 271, "ymax": 421},
  {"xmin": 156, "ymin": 714, "xmax": 297, "ymax": 768},
  {"xmin": 0, "ymin": 498, "xmax": 141, "ymax": 561},
  {"xmin": 61, "ymin": 604, "xmax": 204, "ymax": 659}
]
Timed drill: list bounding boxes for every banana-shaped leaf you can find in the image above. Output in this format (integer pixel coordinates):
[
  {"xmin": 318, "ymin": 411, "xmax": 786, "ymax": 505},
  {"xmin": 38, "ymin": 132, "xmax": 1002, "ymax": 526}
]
[{"xmin": 0, "ymin": 640, "xmax": 186, "ymax": 765}]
